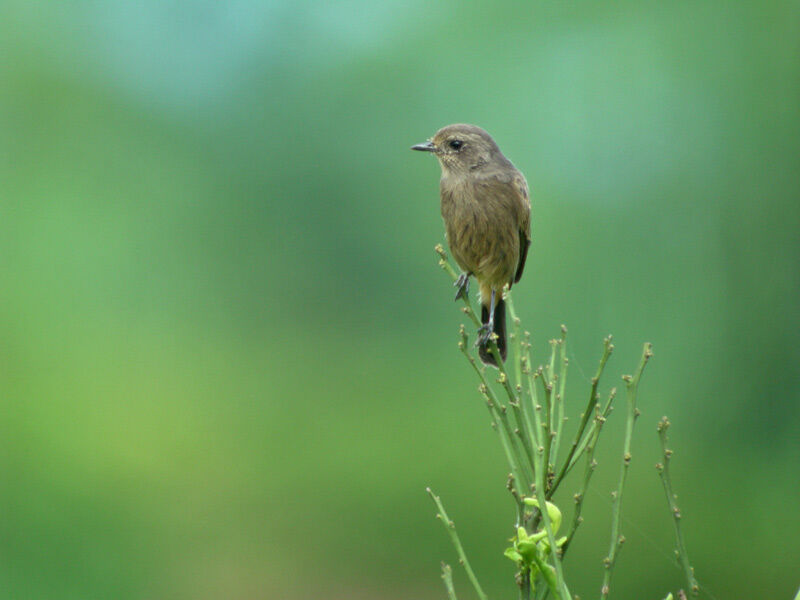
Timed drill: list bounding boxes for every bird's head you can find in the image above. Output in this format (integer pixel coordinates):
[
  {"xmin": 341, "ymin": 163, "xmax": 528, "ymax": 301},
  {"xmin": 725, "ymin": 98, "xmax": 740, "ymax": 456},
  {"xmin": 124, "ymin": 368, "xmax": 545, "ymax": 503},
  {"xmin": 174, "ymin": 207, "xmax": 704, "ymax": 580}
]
[{"xmin": 411, "ymin": 123, "xmax": 501, "ymax": 175}]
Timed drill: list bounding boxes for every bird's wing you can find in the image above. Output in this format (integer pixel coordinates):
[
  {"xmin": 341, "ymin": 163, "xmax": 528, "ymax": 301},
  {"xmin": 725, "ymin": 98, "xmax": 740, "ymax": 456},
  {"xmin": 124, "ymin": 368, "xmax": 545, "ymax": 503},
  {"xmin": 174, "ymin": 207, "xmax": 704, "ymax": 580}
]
[
  {"xmin": 513, "ymin": 174, "xmax": 532, "ymax": 284},
  {"xmin": 474, "ymin": 168, "xmax": 533, "ymax": 286}
]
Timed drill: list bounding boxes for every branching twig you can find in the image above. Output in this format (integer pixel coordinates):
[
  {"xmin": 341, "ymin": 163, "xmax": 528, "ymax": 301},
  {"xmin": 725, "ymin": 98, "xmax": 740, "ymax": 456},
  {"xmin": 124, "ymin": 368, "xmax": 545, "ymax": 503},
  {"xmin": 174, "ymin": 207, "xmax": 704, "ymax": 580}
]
[
  {"xmin": 550, "ymin": 327, "xmax": 569, "ymax": 468},
  {"xmin": 600, "ymin": 343, "xmax": 653, "ymax": 599},
  {"xmin": 431, "ymin": 249, "xmax": 662, "ymax": 600},
  {"xmin": 523, "ymin": 336, "xmax": 546, "ymax": 460},
  {"xmin": 490, "ymin": 338, "xmax": 537, "ymax": 476},
  {"xmin": 529, "ymin": 341, "xmax": 572, "ymax": 600},
  {"xmin": 656, "ymin": 417, "xmax": 699, "ymax": 597},
  {"xmin": 508, "ymin": 297, "xmax": 539, "ymax": 462},
  {"xmin": 440, "ymin": 245, "xmax": 533, "ymax": 496},
  {"xmin": 459, "ymin": 325, "xmax": 529, "ymax": 500},
  {"xmin": 427, "ymin": 488, "xmax": 488, "ymax": 600},
  {"xmin": 549, "ymin": 336, "xmax": 614, "ymax": 498},
  {"xmin": 530, "ymin": 477, "xmax": 571, "ymax": 600},
  {"xmin": 561, "ymin": 387, "xmax": 616, "ymax": 555},
  {"xmin": 441, "ymin": 563, "xmax": 458, "ymax": 600},
  {"xmin": 541, "ymin": 341, "xmax": 559, "ymax": 476},
  {"xmin": 506, "ymin": 292, "xmax": 524, "ymax": 388}
]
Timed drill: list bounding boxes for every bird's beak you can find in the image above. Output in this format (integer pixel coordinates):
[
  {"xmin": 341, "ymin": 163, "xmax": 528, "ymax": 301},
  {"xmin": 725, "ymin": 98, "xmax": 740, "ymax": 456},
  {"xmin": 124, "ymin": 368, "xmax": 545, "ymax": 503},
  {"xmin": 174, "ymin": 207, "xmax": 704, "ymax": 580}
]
[{"xmin": 411, "ymin": 140, "xmax": 436, "ymax": 152}]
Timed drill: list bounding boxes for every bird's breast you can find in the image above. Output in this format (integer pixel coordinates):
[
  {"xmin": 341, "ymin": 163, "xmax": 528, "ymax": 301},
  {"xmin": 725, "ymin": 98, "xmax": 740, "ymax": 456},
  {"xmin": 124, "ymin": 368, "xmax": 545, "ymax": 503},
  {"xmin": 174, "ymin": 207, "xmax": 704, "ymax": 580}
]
[{"xmin": 440, "ymin": 179, "xmax": 517, "ymax": 286}]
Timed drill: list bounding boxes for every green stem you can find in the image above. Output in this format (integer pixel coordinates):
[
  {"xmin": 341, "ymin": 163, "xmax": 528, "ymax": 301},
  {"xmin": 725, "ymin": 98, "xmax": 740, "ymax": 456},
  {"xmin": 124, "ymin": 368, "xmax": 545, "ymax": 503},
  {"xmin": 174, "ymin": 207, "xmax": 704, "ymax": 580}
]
[
  {"xmin": 548, "ymin": 325, "xmax": 569, "ymax": 472},
  {"xmin": 522, "ymin": 340, "xmax": 550, "ymax": 538},
  {"xmin": 506, "ymin": 292, "xmax": 524, "ymax": 389},
  {"xmin": 600, "ymin": 343, "xmax": 652, "ymax": 599},
  {"xmin": 441, "ymin": 563, "xmax": 458, "ymax": 600},
  {"xmin": 485, "ymin": 315, "xmax": 537, "ymax": 477},
  {"xmin": 550, "ymin": 327, "xmax": 569, "ymax": 469},
  {"xmin": 428, "ymin": 488, "xmax": 488, "ymax": 600},
  {"xmin": 523, "ymin": 336, "xmax": 546, "ymax": 460},
  {"xmin": 561, "ymin": 388, "xmax": 615, "ymax": 556},
  {"xmin": 523, "ymin": 338, "xmax": 571, "ymax": 600},
  {"xmin": 510, "ymin": 396, "xmax": 537, "ymax": 479},
  {"xmin": 506, "ymin": 295, "xmax": 538, "ymax": 478},
  {"xmin": 656, "ymin": 417, "xmax": 699, "ymax": 597},
  {"xmin": 460, "ymin": 326, "xmax": 530, "ymax": 499},
  {"xmin": 549, "ymin": 336, "xmax": 613, "ymax": 497},
  {"xmin": 530, "ymin": 550, "xmax": 560, "ymax": 600},
  {"xmin": 532, "ymin": 446, "xmax": 571, "ymax": 600},
  {"xmin": 539, "ymin": 358, "xmax": 554, "ymax": 486},
  {"xmin": 512, "ymin": 324, "xmax": 540, "ymax": 476},
  {"xmin": 519, "ymin": 569, "xmax": 531, "ymax": 600},
  {"xmin": 564, "ymin": 389, "xmax": 616, "ymax": 476},
  {"xmin": 441, "ymin": 246, "xmax": 532, "ymax": 497}
]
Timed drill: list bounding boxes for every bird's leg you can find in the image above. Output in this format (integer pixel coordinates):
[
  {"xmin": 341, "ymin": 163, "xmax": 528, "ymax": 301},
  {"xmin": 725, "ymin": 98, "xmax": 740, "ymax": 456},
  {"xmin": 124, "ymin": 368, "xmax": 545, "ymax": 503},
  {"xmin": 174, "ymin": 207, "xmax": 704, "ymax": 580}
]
[
  {"xmin": 476, "ymin": 288, "xmax": 496, "ymax": 346},
  {"xmin": 454, "ymin": 272, "xmax": 471, "ymax": 301}
]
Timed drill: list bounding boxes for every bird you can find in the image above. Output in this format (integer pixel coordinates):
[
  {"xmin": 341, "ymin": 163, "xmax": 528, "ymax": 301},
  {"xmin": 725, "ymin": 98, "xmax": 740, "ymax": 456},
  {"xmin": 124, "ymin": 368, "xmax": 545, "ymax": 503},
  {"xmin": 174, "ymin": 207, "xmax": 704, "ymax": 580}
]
[{"xmin": 412, "ymin": 124, "xmax": 531, "ymax": 367}]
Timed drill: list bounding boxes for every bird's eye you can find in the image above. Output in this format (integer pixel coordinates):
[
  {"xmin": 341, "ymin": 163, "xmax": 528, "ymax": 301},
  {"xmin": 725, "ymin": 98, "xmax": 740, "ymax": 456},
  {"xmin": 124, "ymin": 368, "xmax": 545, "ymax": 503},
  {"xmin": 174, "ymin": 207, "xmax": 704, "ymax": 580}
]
[{"xmin": 448, "ymin": 139, "xmax": 463, "ymax": 150}]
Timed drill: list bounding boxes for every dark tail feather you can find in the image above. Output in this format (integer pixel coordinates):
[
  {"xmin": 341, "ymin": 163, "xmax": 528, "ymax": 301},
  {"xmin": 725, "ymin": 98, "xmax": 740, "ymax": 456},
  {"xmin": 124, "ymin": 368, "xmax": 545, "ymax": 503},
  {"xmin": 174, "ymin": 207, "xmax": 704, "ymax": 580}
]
[{"xmin": 478, "ymin": 298, "xmax": 507, "ymax": 367}]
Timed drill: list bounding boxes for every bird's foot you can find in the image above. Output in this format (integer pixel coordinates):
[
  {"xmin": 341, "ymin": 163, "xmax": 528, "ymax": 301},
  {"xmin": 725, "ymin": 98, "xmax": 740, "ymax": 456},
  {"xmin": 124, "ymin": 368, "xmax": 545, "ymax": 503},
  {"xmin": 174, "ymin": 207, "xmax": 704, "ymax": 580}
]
[
  {"xmin": 475, "ymin": 323, "xmax": 495, "ymax": 347},
  {"xmin": 454, "ymin": 273, "xmax": 470, "ymax": 301}
]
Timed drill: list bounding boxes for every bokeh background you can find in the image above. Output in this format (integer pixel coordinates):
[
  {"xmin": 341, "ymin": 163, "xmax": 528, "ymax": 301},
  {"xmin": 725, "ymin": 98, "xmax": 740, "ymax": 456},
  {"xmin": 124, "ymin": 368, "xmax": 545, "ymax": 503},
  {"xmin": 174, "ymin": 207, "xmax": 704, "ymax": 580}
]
[{"xmin": 2, "ymin": 1, "xmax": 799, "ymax": 599}]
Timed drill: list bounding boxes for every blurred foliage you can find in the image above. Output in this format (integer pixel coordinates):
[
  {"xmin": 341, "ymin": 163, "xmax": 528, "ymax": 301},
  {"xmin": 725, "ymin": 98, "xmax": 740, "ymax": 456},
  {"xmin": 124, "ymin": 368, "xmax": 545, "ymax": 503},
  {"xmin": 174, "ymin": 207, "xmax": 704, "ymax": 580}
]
[{"xmin": 1, "ymin": 1, "xmax": 798, "ymax": 599}]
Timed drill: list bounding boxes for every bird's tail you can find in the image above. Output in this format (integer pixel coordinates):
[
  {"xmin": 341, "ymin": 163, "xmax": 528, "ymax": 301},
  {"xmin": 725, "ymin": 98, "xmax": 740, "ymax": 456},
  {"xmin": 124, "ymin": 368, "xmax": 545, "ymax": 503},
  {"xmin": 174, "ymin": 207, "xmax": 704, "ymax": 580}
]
[{"xmin": 478, "ymin": 297, "xmax": 507, "ymax": 367}]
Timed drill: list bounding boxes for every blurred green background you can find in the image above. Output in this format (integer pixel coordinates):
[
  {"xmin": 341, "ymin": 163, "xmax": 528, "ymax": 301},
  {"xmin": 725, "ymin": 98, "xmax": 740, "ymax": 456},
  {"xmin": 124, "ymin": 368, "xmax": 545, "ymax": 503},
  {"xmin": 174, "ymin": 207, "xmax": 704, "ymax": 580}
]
[{"xmin": 2, "ymin": 1, "xmax": 798, "ymax": 599}]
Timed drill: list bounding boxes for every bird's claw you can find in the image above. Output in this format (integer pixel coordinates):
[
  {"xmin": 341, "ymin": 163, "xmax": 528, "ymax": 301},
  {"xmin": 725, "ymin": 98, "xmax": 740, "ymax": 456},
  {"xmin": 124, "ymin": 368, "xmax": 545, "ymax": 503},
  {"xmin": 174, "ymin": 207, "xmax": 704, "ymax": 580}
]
[
  {"xmin": 475, "ymin": 323, "xmax": 494, "ymax": 347},
  {"xmin": 454, "ymin": 273, "xmax": 470, "ymax": 301}
]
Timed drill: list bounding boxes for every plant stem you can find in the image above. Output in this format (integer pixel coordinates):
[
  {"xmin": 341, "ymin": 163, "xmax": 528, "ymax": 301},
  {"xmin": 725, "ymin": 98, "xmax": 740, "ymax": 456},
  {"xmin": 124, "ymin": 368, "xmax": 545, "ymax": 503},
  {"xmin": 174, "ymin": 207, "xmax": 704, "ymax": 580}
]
[
  {"xmin": 550, "ymin": 327, "xmax": 569, "ymax": 469},
  {"xmin": 562, "ymin": 387, "xmax": 615, "ymax": 556},
  {"xmin": 506, "ymin": 294, "xmax": 538, "ymax": 476},
  {"xmin": 600, "ymin": 343, "xmax": 652, "ymax": 599},
  {"xmin": 485, "ymin": 320, "xmax": 537, "ymax": 476},
  {"xmin": 506, "ymin": 292, "xmax": 524, "ymax": 389},
  {"xmin": 510, "ymin": 307, "xmax": 540, "ymax": 469},
  {"xmin": 540, "ymin": 344, "xmax": 556, "ymax": 486},
  {"xmin": 549, "ymin": 336, "xmax": 613, "ymax": 498},
  {"xmin": 526, "ymin": 335, "xmax": 572, "ymax": 600},
  {"xmin": 459, "ymin": 326, "xmax": 529, "ymax": 499},
  {"xmin": 523, "ymin": 336, "xmax": 546, "ymax": 460},
  {"xmin": 427, "ymin": 488, "xmax": 488, "ymax": 600},
  {"xmin": 532, "ymin": 449, "xmax": 571, "ymax": 600},
  {"xmin": 564, "ymin": 387, "xmax": 616, "ymax": 476},
  {"xmin": 440, "ymin": 244, "xmax": 533, "ymax": 498},
  {"xmin": 519, "ymin": 570, "xmax": 531, "ymax": 600},
  {"xmin": 656, "ymin": 417, "xmax": 699, "ymax": 597},
  {"xmin": 441, "ymin": 563, "xmax": 458, "ymax": 600}
]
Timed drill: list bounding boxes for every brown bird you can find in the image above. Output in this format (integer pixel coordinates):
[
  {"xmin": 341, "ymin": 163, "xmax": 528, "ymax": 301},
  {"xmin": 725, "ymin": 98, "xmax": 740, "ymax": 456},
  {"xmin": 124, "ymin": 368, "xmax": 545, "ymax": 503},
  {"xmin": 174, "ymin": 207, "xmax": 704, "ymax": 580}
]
[{"xmin": 412, "ymin": 124, "xmax": 531, "ymax": 367}]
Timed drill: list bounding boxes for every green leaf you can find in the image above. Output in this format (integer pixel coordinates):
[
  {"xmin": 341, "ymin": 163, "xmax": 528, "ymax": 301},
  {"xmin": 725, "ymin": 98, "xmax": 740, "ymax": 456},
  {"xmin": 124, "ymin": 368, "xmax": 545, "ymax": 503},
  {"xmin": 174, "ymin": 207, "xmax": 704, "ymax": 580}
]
[{"xmin": 504, "ymin": 547, "xmax": 522, "ymax": 562}]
